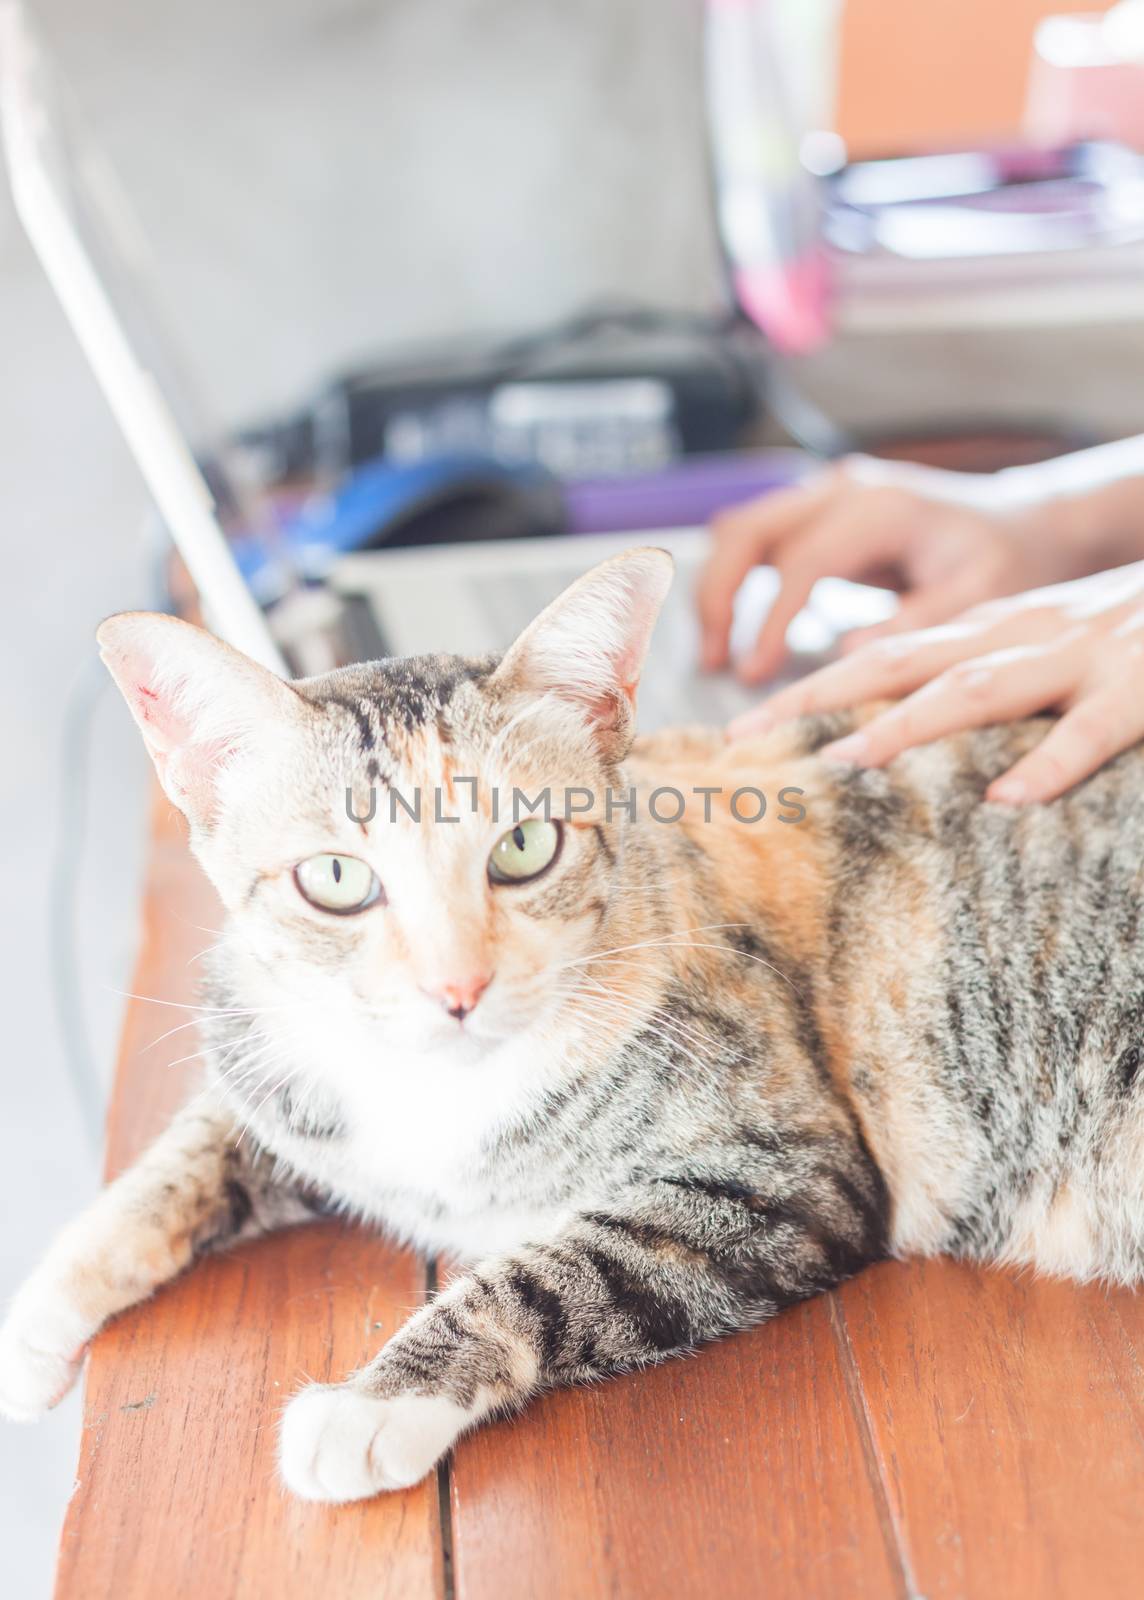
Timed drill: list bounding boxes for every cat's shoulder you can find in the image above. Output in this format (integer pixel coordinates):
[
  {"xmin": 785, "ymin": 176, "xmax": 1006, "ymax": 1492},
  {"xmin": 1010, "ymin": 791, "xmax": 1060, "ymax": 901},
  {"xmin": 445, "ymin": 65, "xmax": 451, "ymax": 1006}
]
[{"xmin": 630, "ymin": 709, "xmax": 869, "ymax": 769}]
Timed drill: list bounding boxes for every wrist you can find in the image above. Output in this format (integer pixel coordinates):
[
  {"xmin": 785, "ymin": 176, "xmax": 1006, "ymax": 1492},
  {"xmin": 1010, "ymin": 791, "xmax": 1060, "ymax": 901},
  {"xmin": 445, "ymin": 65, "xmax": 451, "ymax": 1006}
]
[
  {"xmin": 1004, "ymin": 480, "xmax": 1144, "ymax": 582},
  {"xmin": 1003, "ymin": 494, "xmax": 1104, "ymax": 586}
]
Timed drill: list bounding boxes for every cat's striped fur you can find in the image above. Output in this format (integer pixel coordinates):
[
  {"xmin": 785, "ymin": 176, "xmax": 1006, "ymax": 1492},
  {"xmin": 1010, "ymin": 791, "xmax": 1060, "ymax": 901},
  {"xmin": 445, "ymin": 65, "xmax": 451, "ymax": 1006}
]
[{"xmin": 3, "ymin": 549, "xmax": 1143, "ymax": 1501}]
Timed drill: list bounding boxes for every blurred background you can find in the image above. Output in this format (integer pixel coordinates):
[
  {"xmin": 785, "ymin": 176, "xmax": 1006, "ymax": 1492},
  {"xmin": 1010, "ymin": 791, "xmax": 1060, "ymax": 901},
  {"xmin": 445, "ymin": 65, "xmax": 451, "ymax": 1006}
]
[{"xmin": 4, "ymin": 1, "xmax": 1144, "ymax": 1591}]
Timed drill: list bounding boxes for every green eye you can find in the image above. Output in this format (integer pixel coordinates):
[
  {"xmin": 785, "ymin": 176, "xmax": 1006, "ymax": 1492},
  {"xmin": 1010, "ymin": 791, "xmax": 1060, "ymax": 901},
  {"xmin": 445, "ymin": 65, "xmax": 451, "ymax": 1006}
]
[
  {"xmin": 294, "ymin": 853, "xmax": 382, "ymax": 914},
  {"xmin": 488, "ymin": 819, "xmax": 562, "ymax": 884}
]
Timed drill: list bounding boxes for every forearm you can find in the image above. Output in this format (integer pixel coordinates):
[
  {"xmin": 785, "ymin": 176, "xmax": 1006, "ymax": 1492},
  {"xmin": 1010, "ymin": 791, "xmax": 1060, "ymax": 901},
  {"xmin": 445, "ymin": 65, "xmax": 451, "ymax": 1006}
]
[
  {"xmin": 997, "ymin": 437, "xmax": 1144, "ymax": 575},
  {"xmin": 356, "ymin": 1158, "xmax": 890, "ymax": 1411},
  {"xmin": 0, "ymin": 1095, "xmax": 318, "ymax": 1419}
]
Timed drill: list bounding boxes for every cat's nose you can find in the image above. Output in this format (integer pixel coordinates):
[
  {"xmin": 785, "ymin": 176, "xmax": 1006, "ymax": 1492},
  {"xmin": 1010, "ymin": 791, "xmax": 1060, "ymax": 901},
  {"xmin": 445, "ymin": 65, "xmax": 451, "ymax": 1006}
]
[{"xmin": 421, "ymin": 973, "xmax": 492, "ymax": 1022}]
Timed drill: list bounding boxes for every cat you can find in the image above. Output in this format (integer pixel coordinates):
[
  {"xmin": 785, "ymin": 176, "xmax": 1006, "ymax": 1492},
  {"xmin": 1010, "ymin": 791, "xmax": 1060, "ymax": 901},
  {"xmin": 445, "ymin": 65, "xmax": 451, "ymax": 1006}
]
[{"xmin": 2, "ymin": 546, "xmax": 1143, "ymax": 1504}]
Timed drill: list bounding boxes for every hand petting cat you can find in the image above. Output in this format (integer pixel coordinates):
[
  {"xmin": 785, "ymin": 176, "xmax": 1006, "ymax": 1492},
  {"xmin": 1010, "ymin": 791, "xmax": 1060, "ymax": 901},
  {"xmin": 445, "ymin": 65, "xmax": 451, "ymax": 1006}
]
[
  {"xmin": 730, "ymin": 562, "xmax": 1144, "ymax": 806},
  {"xmin": 705, "ymin": 444, "xmax": 1144, "ymax": 801}
]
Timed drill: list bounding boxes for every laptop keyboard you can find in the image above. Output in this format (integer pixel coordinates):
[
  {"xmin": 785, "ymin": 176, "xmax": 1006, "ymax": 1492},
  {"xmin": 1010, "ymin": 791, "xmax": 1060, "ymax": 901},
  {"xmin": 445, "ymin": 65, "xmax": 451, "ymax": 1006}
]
[{"xmin": 331, "ymin": 532, "xmax": 895, "ymax": 733}]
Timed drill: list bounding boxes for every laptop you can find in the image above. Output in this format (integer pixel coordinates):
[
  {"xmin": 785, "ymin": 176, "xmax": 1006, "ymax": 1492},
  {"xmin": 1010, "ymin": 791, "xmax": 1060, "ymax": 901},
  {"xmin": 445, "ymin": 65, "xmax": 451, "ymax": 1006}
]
[{"xmin": 0, "ymin": 2, "xmax": 894, "ymax": 728}]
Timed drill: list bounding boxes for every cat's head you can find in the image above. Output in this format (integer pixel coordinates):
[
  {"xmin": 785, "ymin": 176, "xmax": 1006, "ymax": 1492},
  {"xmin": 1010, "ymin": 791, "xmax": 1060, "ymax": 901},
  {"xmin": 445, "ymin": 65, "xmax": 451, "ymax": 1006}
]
[{"xmin": 98, "ymin": 548, "xmax": 672, "ymax": 1056}]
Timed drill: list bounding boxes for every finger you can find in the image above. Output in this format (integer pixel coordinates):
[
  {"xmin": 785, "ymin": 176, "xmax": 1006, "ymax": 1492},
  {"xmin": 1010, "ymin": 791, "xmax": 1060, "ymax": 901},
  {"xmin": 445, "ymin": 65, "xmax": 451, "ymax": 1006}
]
[
  {"xmin": 727, "ymin": 617, "xmax": 988, "ymax": 739},
  {"xmin": 839, "ymin": 579, "xmax": 989, "ymax": 655},
  {"xmin": 818, "ymin": 641, "xmax": 1082, "ymax": 770},
  {"xmin": 735, "ymin": 504, "xmax": 904, "ymax": 684},
  {"xmin": 695, "ymin": 479, "xmax": 832, "ymax": 669},
  {"xmin": 987, "ymin": 687, "xmax": 1143, "ymax": 804},
  {"xmin": 735, "ymin": 558, "xmax": 822, "ymax": 685}
]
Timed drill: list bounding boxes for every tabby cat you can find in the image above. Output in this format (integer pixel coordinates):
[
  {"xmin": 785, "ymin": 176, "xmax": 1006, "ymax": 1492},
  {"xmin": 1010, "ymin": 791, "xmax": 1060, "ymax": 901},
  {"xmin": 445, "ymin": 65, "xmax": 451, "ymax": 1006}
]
[{"xmin": 2, "ymin": 548, "xmax": 1142, "ymax": 1502}]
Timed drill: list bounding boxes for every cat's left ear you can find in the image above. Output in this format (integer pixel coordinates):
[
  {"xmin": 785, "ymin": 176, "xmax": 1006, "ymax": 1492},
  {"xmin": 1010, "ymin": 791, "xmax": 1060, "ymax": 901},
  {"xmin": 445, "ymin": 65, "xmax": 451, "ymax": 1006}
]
[
  {"xmin": 97, "ymin": 612, "xmax": 302, "ymax": 830},
  {"xmin": 493, "ymin": 547, "xmax": 673, "ymax": 760}
]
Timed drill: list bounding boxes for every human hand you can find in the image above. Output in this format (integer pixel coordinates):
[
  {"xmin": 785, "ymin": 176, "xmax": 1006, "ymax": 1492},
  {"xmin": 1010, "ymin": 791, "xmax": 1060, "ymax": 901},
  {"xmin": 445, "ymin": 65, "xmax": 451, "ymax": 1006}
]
[
  {"xmin": 727, "ymin": 562, "xmax": 1144, "ymax": 804},
  {"xmin": 696, "ymin": 455, "xmax": 1097, "ymax": 682}
]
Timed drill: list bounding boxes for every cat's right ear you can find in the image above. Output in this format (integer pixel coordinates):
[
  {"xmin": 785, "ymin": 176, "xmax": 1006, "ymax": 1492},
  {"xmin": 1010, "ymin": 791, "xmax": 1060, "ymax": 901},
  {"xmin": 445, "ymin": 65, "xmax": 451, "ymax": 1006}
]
[{"xmin": 97, "ymin": 613, "xmax": 301, "ymax": 830}]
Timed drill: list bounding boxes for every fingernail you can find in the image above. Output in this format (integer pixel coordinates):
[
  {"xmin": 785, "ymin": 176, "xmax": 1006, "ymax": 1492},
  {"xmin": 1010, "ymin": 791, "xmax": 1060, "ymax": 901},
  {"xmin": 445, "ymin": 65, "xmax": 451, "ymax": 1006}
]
[
  {"xmin": 988, "ymin": 778, "xmax": 1026, "ymax": 804},
  {"xmin": 821, "ymin": 732, "xmax": 870, "ymax": 766}
]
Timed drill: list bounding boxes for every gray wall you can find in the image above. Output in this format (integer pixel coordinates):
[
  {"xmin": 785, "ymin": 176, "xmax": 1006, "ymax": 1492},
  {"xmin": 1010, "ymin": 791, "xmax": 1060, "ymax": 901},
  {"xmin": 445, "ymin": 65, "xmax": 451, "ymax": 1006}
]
[{"xmin": 37, "ymin": 0, "xmax": 722, "ymax": 425}]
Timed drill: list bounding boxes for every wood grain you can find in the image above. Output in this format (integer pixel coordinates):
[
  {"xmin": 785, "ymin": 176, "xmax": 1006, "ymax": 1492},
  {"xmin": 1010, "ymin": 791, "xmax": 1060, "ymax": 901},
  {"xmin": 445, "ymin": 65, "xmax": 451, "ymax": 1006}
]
[
  {"xmin": 449, "ymin": 1295, "xmax": 906, "ymax": 1600},
  {"xmin": 54, "ymin": 797, "xmax": 443, "ymax": 1600},
  {"xmin": 835, "ymin": 1257, "xmax": 1144, "ymax": 1600}
]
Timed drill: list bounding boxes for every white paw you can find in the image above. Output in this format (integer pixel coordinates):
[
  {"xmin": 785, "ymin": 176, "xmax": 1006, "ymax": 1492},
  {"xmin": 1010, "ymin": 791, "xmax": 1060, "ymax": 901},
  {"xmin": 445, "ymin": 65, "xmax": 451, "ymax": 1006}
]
[
  {"xmin": 279, "ymin": 1383, "xmax": 469, "ymax": 1502},
  {"xmin": 0, "ymin": 1293, "xmax": 87, "ymax": 1422}
]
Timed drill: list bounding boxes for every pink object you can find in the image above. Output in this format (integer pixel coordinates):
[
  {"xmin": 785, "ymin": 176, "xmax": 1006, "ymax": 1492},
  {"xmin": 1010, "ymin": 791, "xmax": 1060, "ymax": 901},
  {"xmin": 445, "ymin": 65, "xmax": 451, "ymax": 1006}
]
[
  {"xmin": 1025, "ymin": 14, "xmax": 1144, "ymax": 149},
  {"xmin": 704, "ymin": 0, "xmax": 837, "ymax": 353},
  {"xmin": 734, "ymin": 249, "xmax": 832, "ymax": 354}
]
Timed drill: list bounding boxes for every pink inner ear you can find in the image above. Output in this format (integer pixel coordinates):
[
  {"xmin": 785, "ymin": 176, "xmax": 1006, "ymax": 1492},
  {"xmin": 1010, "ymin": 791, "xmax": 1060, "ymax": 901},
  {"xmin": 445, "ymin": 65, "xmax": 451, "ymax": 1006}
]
[
  {"xmin": 132, "ymin": 681, "xmax": 167, "ymax": 738},
  {"xmin": 168, "ymin": 736, "xmax": 236, "ymax": 827},
  {"xmin": 133, "ymin": 684, "xmax": 190, "ymax": 751},
  {"xmin": 612, "ymin": 582, "xmax": 662, "ymax": 687},
  {"xmin": 105, "ymin": 648, "xmax": 196, "ymax": 757},
  {"xmin": 576, "ymin": 683, "xmax": 627, "ymax": 734},
  {"xmin": 103, "ymin": 641, "xmax": 229, "ymax": 823}
]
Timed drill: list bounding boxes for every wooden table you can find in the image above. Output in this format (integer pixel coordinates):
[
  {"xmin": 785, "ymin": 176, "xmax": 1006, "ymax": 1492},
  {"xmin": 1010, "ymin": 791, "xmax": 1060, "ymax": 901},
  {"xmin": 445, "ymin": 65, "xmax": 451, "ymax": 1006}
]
[{"xmin": 54, "ymin": 798, "xmax": 1144, "ymax": 1600}]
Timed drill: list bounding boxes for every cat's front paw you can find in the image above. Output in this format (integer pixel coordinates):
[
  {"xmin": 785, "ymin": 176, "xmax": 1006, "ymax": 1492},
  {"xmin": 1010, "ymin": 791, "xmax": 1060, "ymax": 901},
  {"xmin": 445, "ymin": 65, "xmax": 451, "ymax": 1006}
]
[
  {"xmin": 0, "ymin": 1296, "xmax": 87, "ymax": 1422},
  {"xmin": 279, "ymin": 1383, "xmax": 468, "ymax": 1502}
]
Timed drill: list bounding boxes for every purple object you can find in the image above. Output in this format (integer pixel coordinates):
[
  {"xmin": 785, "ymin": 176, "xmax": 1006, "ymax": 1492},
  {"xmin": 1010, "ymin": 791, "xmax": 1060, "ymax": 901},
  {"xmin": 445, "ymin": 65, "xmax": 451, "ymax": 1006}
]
[{"xmin": 563, "ymin": 449, "xmax": 808, "ymax": 533}]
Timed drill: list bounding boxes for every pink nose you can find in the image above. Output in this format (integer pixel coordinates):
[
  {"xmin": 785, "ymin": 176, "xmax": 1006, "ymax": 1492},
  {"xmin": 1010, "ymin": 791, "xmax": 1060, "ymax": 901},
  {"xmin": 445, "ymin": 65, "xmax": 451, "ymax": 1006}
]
[{"xmin": 422, "ymin": 973, "xmax": 492, "ymax": 1022}]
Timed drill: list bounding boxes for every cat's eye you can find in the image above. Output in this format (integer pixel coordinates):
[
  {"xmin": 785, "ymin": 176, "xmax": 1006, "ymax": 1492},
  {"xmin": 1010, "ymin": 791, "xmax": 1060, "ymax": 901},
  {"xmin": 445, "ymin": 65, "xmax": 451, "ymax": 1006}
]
[
  {"xmin": 488, "ymin": 819, "xmax": 562, "ymax": 885},
  {"xmin": 294, "ymin": 853, "xmax": 382, "ymax": 914}
]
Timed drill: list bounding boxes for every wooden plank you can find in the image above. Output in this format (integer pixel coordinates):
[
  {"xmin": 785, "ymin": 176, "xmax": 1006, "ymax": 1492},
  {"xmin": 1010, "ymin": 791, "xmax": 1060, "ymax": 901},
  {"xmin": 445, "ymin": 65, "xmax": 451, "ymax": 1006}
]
[
  {"xmin": 449, "ymin": 1295, "xmax": 908, "ymax": 1600},
  {"xmin": 54, "ymin": 797, "xmax": 443, "ymax": 1600},
  {"xmin": 835, "ymin": 1257, "xmax": 1144, "ymax": 1599}
]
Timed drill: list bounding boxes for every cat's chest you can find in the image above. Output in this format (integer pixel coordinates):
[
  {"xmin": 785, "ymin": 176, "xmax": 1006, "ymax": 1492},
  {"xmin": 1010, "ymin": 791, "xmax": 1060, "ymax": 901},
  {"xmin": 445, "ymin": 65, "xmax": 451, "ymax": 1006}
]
[{"xmin": 225, "ymin": 1033, "xmax": 591, "ymax": 1257}]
